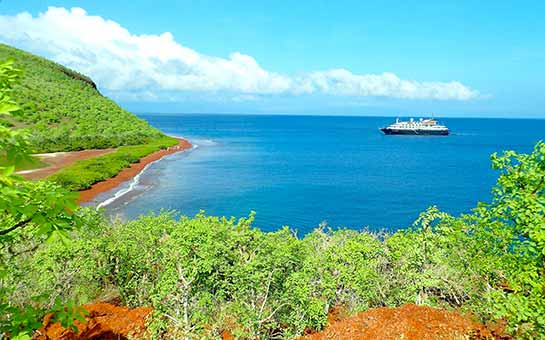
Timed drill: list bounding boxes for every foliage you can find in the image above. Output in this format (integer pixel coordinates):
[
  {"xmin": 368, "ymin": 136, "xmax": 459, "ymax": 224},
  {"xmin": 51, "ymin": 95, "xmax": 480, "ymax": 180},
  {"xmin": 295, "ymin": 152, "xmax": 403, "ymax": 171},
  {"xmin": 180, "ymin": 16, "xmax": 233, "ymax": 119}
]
[
  {"xmin": 484, "ymin": 142, "xmax": 545, "ymax": 335},
  {"xmin": 0, "ymin": 154, "xmax": 46, "ymax": 171},
  {"xmin": 4, "ymin": 141, "xmax": 544, "ymax": 339},
  {"xmin": 0, "ymin": 44, "xmax": 164, "ymax": 153},
  {"xmin": 0, "ymin": 48, "xmax": 175, "ymax": 339},
  {"xmin": 0, "ymin": 59, "xmax": 82, "ymax": 339}
]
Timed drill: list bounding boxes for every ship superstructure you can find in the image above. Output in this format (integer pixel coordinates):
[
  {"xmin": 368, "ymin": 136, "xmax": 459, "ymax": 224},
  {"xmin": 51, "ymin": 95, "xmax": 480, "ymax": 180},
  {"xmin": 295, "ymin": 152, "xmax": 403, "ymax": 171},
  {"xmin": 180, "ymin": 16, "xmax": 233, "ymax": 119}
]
[{"xmin": 380, "ymin": 118, "xmax": 449, "ymax": 135}]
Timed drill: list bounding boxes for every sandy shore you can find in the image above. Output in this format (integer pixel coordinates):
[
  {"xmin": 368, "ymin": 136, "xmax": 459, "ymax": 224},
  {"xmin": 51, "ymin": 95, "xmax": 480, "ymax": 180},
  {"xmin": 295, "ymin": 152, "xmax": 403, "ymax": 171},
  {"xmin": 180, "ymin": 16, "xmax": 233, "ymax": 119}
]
[{"xmin": 77, "ymin": 138, "xmax": 192, "ymax": 204}]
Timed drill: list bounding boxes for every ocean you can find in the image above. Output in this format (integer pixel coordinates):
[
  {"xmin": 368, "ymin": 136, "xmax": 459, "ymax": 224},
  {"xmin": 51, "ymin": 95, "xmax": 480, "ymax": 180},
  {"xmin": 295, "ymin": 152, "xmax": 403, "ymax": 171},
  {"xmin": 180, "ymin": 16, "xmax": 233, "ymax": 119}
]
[{"xmin": 100, "ymin": 114, "xmax": 545, "ymax": 234}]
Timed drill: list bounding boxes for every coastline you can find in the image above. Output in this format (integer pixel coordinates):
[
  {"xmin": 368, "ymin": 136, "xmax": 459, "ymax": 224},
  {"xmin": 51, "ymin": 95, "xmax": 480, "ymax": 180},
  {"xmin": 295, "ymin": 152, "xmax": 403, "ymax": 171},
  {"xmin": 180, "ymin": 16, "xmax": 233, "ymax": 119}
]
[{"xmin": 77, "ymin": 137, "xmax": 192, "ymax": 204}]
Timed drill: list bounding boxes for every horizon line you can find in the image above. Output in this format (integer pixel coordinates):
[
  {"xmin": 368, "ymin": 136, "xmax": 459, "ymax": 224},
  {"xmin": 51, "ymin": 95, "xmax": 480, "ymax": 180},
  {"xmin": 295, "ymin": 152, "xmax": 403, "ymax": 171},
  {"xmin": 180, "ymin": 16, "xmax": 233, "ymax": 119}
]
[{"xmin": 133, "ymin": 112, "xmax": 545, "ymax": 120}]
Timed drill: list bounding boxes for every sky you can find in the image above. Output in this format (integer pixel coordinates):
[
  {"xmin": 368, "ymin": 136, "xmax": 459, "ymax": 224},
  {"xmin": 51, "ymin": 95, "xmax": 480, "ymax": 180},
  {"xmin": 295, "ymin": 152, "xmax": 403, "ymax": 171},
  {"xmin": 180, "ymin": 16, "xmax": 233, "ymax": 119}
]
[{"xmin": 0, "ymin": 1, "xmax": 544, "ymax": 118}]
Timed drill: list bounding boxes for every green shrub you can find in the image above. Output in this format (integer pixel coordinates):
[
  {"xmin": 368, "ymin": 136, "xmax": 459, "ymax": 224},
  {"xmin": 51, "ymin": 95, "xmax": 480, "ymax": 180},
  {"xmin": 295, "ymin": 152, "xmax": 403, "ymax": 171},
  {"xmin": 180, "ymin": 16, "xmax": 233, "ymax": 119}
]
[
  {"xmin": 48, "ymin": 136, "xmax": 178, "ymax": 191},
  {"xmin": 4, "ymin": 140, "xmax": 545, "ymax": 338},
  {"xmin": 0, "ymin": 58, "xmax": 85, "ymax": 339}
]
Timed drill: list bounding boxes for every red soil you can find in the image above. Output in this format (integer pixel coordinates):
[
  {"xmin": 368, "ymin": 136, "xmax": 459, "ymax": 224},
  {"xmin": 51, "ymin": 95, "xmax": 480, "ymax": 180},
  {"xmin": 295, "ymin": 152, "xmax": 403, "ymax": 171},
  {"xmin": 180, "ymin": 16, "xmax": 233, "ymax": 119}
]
[
  {"xmin": 302, "ymin": 304, "xmax": 507, "ymax": 340},
  {"xmin": 34, "ymin": 302, "xmax": 508, "ymax": 339},
  {"xmin": 77, "ymin": 137, "xmax": 192, "ymax": 204},
  {"xmin": 35, "ymin": 302, "xmax": 152, "ymax": 340},
  {"xmin": 221, "ymin": 329, "xmax": 235, "ymax": 340},
  {"xmin": 20, "ymin": 149, "xmax": 115, "ymax": 180}
]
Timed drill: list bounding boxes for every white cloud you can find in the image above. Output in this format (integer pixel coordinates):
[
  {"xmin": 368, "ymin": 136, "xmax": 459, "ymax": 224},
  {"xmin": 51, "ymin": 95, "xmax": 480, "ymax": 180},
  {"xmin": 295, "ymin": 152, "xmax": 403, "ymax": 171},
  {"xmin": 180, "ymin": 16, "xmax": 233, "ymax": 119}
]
[
  {"xmin": 304, "ymin": 69, "xmax": 478, "ymax": 100},
  {"xmin": 0, "ymin": 7, "xmax": 479, "ymax": 101}
]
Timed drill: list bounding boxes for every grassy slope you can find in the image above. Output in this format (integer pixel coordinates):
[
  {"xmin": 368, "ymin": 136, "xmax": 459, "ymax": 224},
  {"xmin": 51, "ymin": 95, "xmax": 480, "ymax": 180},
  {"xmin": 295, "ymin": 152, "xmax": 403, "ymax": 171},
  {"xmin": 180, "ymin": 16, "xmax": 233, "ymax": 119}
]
[
  {"xmin": 0, "ymin": 43, "xmax": 164, "ymax": 153},
  {"xmin": 0, "ymin": 44, "xmax": 178, "ymax": 189}
]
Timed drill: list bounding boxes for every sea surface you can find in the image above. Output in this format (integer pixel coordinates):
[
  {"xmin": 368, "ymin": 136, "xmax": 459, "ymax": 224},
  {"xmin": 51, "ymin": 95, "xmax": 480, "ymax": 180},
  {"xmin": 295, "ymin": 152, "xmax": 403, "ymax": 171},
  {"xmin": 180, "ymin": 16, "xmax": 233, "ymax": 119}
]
[{"xmin": 101, "ymin": 115, "xmax": 545, "ymax": 234}]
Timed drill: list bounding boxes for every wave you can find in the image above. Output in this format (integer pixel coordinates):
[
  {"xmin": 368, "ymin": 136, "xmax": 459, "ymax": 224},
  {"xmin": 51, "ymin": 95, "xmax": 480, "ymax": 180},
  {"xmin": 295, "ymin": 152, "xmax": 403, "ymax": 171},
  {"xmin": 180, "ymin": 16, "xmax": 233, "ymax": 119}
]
[
  {"xmin": 96, "ymin": 144, "xmax": 197, "ymax": 209},
  {"xmin": 192, "ymin": 138, "xmax": 217, "ymax": 146},
  {"xmin": 96, "ymin": 159, "xmax": 156, "ymax": 209}
]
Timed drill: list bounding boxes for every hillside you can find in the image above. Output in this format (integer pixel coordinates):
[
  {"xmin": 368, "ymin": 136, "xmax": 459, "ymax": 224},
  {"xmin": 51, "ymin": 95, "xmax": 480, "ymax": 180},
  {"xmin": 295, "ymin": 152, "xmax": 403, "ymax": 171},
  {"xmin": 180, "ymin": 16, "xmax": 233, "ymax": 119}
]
[{"xmin": 0, "ymin": 43, "xmax": 163, "ymax": 152}]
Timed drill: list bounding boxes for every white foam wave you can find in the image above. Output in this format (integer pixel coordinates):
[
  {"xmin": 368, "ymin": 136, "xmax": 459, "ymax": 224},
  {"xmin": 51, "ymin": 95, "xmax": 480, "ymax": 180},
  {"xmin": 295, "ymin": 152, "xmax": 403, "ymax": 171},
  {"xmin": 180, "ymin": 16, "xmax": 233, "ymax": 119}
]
[
  {"xmin": 96, "ymin": 143, "xmax": 197, "ymax": 209},
  {"xmin": 193, "ymin": 139, "xmax": 217, "ymax": 146},
  {"xmin": 96, "ymin": 159, "xmax": 155, "ymax": 209}
]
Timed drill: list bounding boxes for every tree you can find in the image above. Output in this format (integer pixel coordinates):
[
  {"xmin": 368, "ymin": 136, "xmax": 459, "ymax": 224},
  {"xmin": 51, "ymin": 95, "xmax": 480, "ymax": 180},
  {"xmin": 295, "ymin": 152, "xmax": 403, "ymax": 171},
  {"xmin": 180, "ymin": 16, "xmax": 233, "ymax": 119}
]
[
  {"xmin": 0, "ymin": 59, "xmax": 82, "ymax": 339},
  {"xmin": 483, "ymin": 142, "xmax": 545, "ymax": 335}
]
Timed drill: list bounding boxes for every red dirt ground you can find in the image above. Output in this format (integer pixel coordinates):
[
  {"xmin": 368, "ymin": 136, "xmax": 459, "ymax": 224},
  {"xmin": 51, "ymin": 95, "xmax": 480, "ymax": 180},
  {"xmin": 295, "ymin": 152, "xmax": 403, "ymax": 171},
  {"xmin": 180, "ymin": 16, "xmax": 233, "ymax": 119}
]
[
  {"xmin": 35, "ymin": 302, "xmax": 152, "ymax": 340},
  {"xmin": 302, "ymin": 304, "xmax": 508, "ymax": 340},
  {"xmin": 76, "ymin": 137, "xmax": 192, "ymax": 204},
  {"xmin": 34, "ymin": 303, "xmax": 508, "ymax": 339}
]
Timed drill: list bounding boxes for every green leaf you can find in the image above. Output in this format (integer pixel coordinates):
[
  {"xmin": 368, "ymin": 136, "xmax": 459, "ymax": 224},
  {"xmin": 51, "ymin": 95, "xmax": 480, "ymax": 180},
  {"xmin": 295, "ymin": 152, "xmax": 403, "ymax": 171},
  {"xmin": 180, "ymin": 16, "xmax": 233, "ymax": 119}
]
[
  {"xmin": 3, "ymin": 165, "xmax": 15, "ymax": 176},
  {"xmin": 0, "ymin": 102, "xmax": 19, "ymax": 115}
]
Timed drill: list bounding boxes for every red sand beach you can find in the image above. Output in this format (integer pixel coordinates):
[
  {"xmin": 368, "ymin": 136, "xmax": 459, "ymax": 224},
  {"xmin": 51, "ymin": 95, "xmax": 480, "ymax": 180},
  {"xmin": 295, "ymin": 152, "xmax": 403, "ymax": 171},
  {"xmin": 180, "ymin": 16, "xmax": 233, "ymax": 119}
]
[{"xmin": 77, "ymin": 137, "xmax": 192, "ymax": 204}]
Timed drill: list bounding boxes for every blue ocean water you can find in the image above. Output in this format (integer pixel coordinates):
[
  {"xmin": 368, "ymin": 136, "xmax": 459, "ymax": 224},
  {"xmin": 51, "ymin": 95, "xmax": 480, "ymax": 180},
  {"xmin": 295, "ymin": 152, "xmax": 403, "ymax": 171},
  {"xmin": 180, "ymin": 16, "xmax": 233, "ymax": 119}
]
[{"xmin": 103, "ymin": 114, "xmax": 545, "ymax": 234}]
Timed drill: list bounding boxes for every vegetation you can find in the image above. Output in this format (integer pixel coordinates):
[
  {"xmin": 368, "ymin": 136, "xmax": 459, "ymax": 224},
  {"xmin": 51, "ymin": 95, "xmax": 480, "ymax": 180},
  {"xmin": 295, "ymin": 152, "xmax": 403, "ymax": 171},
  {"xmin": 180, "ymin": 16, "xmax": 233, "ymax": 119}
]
[
  {"xmin": 0, "ymin": 44, "xmax": 164, "ymax": 153},
  {"xmin": 49, "ymin": 136, "xmax": 177, "ymax": 191},
  {"xmin": 3, "ymin": 141, "xmax": 545, "ymax": 338},
  {"xmin": 0, "ymin": 155, "xmax": 46, "ymax": 171},
  {"xmin": 0, "ymin": 51, "xmax": 172, "ymax": 338},
  {"xmin": 0, "ymin": 44, "xmax": 178, "ymax": 192},
  {"xmin": 0, "ymin": 59, "xmax": 84, "ymax": 339}
]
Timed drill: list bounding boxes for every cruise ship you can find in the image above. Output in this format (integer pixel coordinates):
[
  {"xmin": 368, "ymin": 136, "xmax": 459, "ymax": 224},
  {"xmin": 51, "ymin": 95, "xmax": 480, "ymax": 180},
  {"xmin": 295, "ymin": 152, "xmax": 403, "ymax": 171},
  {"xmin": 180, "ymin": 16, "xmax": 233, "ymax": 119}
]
[{"xmin": 380, "ymin": 117, "xmax": 449, "ymax": 136}]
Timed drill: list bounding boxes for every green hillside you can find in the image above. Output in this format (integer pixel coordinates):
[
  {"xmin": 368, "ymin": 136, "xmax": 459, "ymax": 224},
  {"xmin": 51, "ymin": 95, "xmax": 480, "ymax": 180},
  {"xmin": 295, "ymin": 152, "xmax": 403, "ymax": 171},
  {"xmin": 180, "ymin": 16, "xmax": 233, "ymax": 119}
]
[{"xmin": 0, "ymin": 43, "xmax": 164, "ymax": 152}]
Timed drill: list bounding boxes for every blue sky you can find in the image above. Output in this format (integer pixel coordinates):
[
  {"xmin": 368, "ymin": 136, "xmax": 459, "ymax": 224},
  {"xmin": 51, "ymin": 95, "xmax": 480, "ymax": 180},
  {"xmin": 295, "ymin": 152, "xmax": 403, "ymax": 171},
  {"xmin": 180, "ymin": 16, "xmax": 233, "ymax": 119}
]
[{"xmin": 1, "ymin": 0, "xmax": 544, "ymax": 117}]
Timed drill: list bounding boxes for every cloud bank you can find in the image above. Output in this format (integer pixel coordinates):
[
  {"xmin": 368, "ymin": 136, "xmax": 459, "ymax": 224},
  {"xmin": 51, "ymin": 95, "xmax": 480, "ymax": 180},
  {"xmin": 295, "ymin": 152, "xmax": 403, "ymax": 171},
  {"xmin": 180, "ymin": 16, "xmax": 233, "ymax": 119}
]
[{"xmin": 0, "ymin": 7, "xmax": 478, "ymax": 101}]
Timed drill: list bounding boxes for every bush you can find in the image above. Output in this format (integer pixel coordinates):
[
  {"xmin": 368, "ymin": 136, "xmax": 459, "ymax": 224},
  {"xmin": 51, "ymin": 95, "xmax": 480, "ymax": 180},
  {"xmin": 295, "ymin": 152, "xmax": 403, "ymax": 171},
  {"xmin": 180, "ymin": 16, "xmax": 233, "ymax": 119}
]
[
  {"xmin": 4, "ymin": 142, "xmax": 545, "ymax": 338},
  {"xmin": 48, "ymin": 136, "xmax": 178, "ymax": 191}
]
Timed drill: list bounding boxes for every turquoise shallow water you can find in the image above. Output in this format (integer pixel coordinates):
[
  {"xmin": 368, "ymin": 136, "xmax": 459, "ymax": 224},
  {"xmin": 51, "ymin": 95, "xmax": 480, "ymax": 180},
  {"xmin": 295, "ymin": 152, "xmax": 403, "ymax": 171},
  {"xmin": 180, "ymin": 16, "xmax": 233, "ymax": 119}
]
[{"xmin": 102, "ymin": 114, "xmax": 545, "ymax": 234}]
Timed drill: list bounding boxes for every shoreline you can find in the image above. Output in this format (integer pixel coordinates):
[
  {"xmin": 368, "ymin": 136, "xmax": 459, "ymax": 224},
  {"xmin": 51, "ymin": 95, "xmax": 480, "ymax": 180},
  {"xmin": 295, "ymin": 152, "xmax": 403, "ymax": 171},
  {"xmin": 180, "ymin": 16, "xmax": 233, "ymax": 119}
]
[{"xmin": 77, "ymin": 137, "xmax": 192, "ymax": 204}]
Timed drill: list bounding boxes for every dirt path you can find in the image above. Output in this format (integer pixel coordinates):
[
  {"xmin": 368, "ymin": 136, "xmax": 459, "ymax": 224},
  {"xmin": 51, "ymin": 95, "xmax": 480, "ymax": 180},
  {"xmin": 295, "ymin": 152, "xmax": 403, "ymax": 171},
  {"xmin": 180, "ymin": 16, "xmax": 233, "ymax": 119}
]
[
  {"xmin": 19, "ymin": 149, "xmax": 115, "ymax": 180},
  {"xmin": 77, "ymin": 138, "xmax": 192, "ymax": 204}
]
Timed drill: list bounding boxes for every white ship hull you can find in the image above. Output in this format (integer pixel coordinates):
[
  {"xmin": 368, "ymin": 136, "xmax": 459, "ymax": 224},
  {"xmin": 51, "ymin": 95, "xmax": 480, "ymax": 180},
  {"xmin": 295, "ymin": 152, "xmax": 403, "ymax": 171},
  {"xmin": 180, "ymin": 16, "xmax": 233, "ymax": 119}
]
[{"xmin": 380, "ymin": 127, "xmax": 449, "ymax": 135}]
